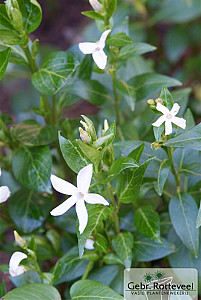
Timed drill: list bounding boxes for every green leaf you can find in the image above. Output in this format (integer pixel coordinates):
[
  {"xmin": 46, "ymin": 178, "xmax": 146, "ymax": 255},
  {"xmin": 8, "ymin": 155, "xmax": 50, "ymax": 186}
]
[
  {"xmin": 128, "ymin": 143, "xmax": 144, "ymax": 164},
  {"xmin": 0, "ymin": 280, "xmax": 6, "ymax": 298},
  {"xmin": 0, "ymin": 48, "xmax": 10, "ymax": 80},
  {"xmin": 107, "ymin": 33, "xmax": 132, "ymax": 47},
  {"xmin": 105, "ymin": 0, "xmax": 117, "ymax": 19},
  {"xmin": 14, "ymin": 120, "xmax": 57, "ymax": 146},
  {"xmin": 77, "ymin": 204, "xmax": 113, "ymax": 257},
  {"xmin": 93, "ymin": 122, "xmax": 116, "ymax": 148},
  {"xmin": 116, "ymin": 79, "xmax": 136, "ymax": 111},
  {"xmin": 103, "ymin": 253, "xmax": 123, "ymax": 265},
  {"xmin": 32, "ymin": 51, "xmax": 76, "ymax": 95},
  {"xmin": 112, "ymin": 232, "xmax": 133, "ymax": 268},
  {"xmin": 153, "ymin": 124, "xmax": 165, "ymax": 142},
  {"xmin": 66, "ymin": 79, "xmax": 109, "ymax": 106},
  {"xmin": 94, "ymin": 233, "xmax": 108, "ymax": 253},
  {"xmin": 59, "ymin": 133, "xmax": 90, "ymax": 173},
  {"xmin": 119, "ymin": 42, "xmax": 156, "ymax": 61},
  {"xmin": 76, "ymin": 140, "xmax": 102, "ymax": 170},
  {"xmin": 0, "ymin": 29, "xmax": 22, "ymax": 45},
  {"xmin": 154, "ymin": 159, "xmax": 170, "ymax": 196},
  {"xmin": 159, "ymin": 86, "xmax": 174, "ymax": 110},
  {"xmin": 164, "ymin": 123, "xmax": 201, "ymax": 151},
  {"xmin": 135, "ymin": 206, "xmax": 161, "ymax": 242},
  {"xmin": 12, "ymin": 146, "xmax": 52, "ymax": 193},
  {"xmin": 117, "ymin": 157, "xmax": 154, "ymax": 203},
  {"xmin": 169, "ymin": 192, "xmax": 199, "ymax": 257},
  {"xmin": 81, "ymin": 11, "xmax": 104, "ymax": 21},
  {"xmin": 78, "ymin": 55, "xmax": 93, "ymax": 80},
  {"xmin": 70, "ymin": 279, "xmax": 123, "ymax": 300},
  {"xmin": 128, "ymin": 73, "xmax": 181, "ymax": 101},
  {"xmin": 18, "ymin": 0, "xmax": 42, "ymax": 34},
  {"xmin": 181, "ymin": 163, "xmax": 201, "ymax": 177},
  {"xmin": 102, "ymin": 157, "xmax": 138, "ymax": 183},
  {"xmin": 0, "ymin": 4, "xmax": 14, "ymax": 30},
  {"xmin": 133, "ymin": 233, "xmax": 176, "ymax": 262},
  {"xmin": 9, "ymin": 189, "xmax": 52, "ymax": 233},
  {"xmin": 3, "ymin": 283, "xmax": 61, "ymax": 300}
]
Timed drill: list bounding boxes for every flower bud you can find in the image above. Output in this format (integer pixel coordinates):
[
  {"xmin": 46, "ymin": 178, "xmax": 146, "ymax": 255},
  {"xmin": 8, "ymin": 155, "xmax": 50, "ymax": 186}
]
[
  {"xmin": 155, "ymin": 98, "xmax": 163, "ymax": 104},
  {"xmin": 14, "ymin": 231, "xmax": 27, "ymax": 248},
  {"xmin": 104, "ymin": 119, "xmax": 109, "ymax": 132},
  {"xmin": 147, "ymin": 99, "xmax": 155, "ymax": 105},
  {"xmin": 89, "ymin": 0, "xmax": 102, "ymax": 12},
  {"xmin": 80, "ymin": 120, "xmax": 88, "ymax": 131},
  {"xmin": 79, "ymin": 127, "xmax": 91, "ymax": 144},
  {"xmin": 151, "ymin": 142, "xmax": 161, "ymax": 151}
]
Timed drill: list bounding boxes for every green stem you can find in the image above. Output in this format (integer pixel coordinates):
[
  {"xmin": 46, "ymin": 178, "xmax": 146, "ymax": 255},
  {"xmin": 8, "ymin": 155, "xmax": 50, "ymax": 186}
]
[
  {"xmin": 167, "ymin": 147, "xmax": 180, "ymax": 189},
  {"xmin": 106, "ymin": 183, "xmax": 120, "ymax": 235},
  {"xmin": 22, "ymin": 46, "xmax": 38, "ymax": 73},
  {"xmin": 81, "ymin": 261, "xmax": 94, "ymax": 280},
  {"xmin": 52, "ymin": 94, "xmax": 57, "ymax": 124}
]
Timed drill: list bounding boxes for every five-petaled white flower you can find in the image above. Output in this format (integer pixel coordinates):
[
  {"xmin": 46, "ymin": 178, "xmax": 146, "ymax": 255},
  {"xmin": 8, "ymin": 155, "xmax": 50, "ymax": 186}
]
[
  {"xmin": 50, "ymin": 164, "xmax": 109, "ymax": 234},
  {"xmin": 79, "ymin": 29, "xmax": 111, "ymax": 70},
  {"xmin": 152, "ymin": 102, "xmax": 186, "ymax": 135},
  {"xmin": 9, "ymin": 251, "xmax": 27, "ymax": 277},
  {"xmin": 0, "ymin": 168, "xmax": 11, "ymax": 203}
]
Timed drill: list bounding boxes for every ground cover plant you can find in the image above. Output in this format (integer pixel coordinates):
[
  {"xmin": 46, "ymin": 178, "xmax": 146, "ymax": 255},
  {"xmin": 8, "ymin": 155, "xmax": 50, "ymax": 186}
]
[{"xmin": 0, "ymin": 0, "xmax": 201, "ymax": 299}]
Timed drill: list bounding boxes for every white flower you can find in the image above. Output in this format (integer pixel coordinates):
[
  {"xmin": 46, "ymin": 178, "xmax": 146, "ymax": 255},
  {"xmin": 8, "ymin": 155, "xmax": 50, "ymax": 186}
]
[
  {"xmin": 0, "ymin": 168, "xmax": 11, "ymax": 203},
  {"xmin": 79, "ymin": 29, "xmax": 111, "ymax": 70},
  {"xmin": 89, "ymin": 0, "xmax": 102, "ymax": 12},
  {"xmin": 85, "ymin": 236, "xmax": 95, "ymax": 250},
  {"xmin": 152, "ymin": 102, "xmax": 186, "ymax": 135},
  {"xmin": 50, "ymin": 164, "xmax": 109, "ymax": 234},
  {"xmin": 9, "ymin": 251, "xmax": 27, "ymax": 277}
]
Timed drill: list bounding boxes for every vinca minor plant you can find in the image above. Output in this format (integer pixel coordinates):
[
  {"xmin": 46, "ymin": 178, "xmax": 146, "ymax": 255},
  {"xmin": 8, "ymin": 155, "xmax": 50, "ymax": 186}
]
[{"xmin": 0, "ymin": 0, "xmax": 201, "ymax": 299}]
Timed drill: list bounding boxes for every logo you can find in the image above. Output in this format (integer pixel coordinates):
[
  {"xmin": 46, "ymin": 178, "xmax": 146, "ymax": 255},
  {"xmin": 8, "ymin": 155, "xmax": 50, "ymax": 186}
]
[{"xmin": 124, "ymin": 268, "xmax": 198, "ymax": 299}]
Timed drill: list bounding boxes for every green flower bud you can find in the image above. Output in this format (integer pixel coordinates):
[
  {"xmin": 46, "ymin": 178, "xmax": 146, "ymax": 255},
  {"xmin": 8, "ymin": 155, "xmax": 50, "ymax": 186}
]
[{"xmin": 14, "ymin": 231, "xmax": 27, "ymax": 248}]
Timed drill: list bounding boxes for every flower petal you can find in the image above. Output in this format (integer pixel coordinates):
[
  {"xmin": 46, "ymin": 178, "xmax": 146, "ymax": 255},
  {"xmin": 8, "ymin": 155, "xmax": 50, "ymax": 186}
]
[
  {"xmin": 50, "ymin": 194, "xmax": 77, "ymax": 216},
  {"xmin": 79, "ymin": 42, "xmax": 97, "ymax": 54},
  {"xmin": 51, "ymin": 175, "xmax": 77, "ymax": 195},
  {"xmin": 172, "ymin": 116, "xmax": 186, "ymax": 129},
  {"xmin": 152, "ymin": 115, "xmax": 166, "ymax": 127},
  {"xmin": 9, "ymin": 252, "xmax": 27, "ymax": 276},
  {"xmin": 165, "ymin": 120, "xmax": 173, "ymax": 135},
  {"xmin": 170, "ymin": 103, "xmax": 180, "ymax": 116},
  {"xmin": 85, "ymin": 193, "xmax": 109, "ymax": 206},
  {"xmin": 98, "ymin": 29, "xmax": 111, "ymax": 49},
  {"xmin": 77, "ymin": 164, "xmax": 93, "ymax": 194},
  {"xmin": 85, "ymin": 238, "xmax": 95, "ymax": 250},
  {"xmin": 92, "ymin": 49, "xmax": 107, "ymax": 70},
  {"xmin": 0, "ymin": 186, "xmax": 11, "ymax": 203},
  {"xmin": 156, "ymin": 103, "xmax": 170, "ymax": 115},
  {"xmin": 76, "ymin": 199, "xmax": 88, "ymax": 234}
]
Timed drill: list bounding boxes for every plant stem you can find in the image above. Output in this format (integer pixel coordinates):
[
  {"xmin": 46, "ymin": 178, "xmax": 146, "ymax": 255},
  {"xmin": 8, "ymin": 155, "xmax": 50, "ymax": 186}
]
[
  {"xmin": 112, "ymin": 76, "xmax": 120, "ymax": 125},
  {"xmin": 52, "ymin": 94, "xmax": 57, "ymax": 124},
  {"xmin": 106, "ymin": 183, "xmax": 120, "ymax": 235},
  {"xmin": 81, "ymin": 261, "xmax": 94, "ymax": 280},
  {"xmin": 167, "ymin": 147, "xmax": 180, "ymax": 189},
  {"xmin": 22, "ymin": 46, "xmax": 38, "ymax": 73}
]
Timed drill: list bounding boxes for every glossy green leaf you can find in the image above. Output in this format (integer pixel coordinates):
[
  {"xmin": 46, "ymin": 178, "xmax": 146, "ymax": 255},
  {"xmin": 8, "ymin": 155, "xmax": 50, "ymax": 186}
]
[
  {"xmin": 116, "ymin": 79, "xmax": 136, "ymax": 111},
  {"xmin": 66, "ymin": 79, "xmax": 109, "ymax": 105},
  {"xmin": 102, "ymin": 157, "xmax": 138, "ymax": 183},
  {"xmin": 181, "ymin": 163, "xmax": 201, "ymax": 177},
  {"xmin": 14, "ymin": 120, "xmax": 57, "ymax": 146},
  {"xmin": 128, "ymin": 143, "xmax": 144, "ymax": 164},
  {"xmin": 107, "ymin": 33, "xmax": 132, "ymax": 47},
  {"xmin": 77, "ymin": 204, "xmax": 113, "ymax": 257},
  {"xmin": 59, "ymin": 133, "xmax": 90, "ymax": 173},
  {"xmin": 78, "ymin": 55, "xmax": 93, "ymax": 80},
  {"xmin": 12, "ymin": 146, "xmax": 52, "ymax": 193},
  {"xmin": 169, "ymin": 193, "xmax": 199, "ymax": 257},
  {"xmin": 119, "ymin": 42, "xmax": 156, "ymax": 61},
  {"xmin": 154, "ymin": 159, "xmax": 170, "ymax": 196},
  {"xmin": 76, "ymin": 140, "xmax": 102, "ymax": 170},
  {"xmin": 0, "ymin": 29, "xmax": 22, "ymax": 45},
  {"xmin": 81, "ymin": 11, "xmax": 104, "ymax": 21},
  {"xmin": 105, "ymin": 0, "xmax": 117, "ymax": 19},
  {"xmin": 94, "ymin": 233, "xmax": 108, "ymax": 253},
  {"xmin": 135, "ymin": 206, "xmax": 161, "ymax": 242},
  {"xmin": 133, "ymin": 233, "xmax": 176, "ymax": 262},
  {"xmin": 128, "ymin": 73, "xmax": 181, "ymax": 101},
  {"xmin": 164, "ymin": 123, "xmax": 201, "ymax": 151},
  {"xmin": 9, "ymin": 189, "xmax": 52, "ymax": 233},
  {"xmin": 70, "ymin": 279, "xmax": 123, "ymax": 300},
  {"xmin": 112, "ymin": 232, "xmax": 133, "ymax": 268},
  {"xmin": 196, "ymin": 202, "xmax": 201, "ymax": 228},
  {"xmin": 117, "ymin": 157, "xmax": 154, "ymax": 203},
  {"xmin": 18, "ymin": 0, "xmax": 42, "ymax": 34},
  {"xmin": 153, "ymin": 124, "xmax": 165, "ymax": 142},
  {"xmin": 93, "ymin": 122, "xmax": 116, "ymax": 148},
  {"xmin": 0, "ymin": 4, "xmax": 14, "ymax": 30},
  {"xmin": 159, "ymin": 86, "xmax": 174, "ymax": 110},
  {"xmin": 0, "ymin": 48, "xmax": 11, "ymax": 80},
  {"xmin": 32, "ymin": 51, "xmax": 76, "ymax": 95},
  {"xmin": 103, "ymin": 253, "xmax": 123, "ymax": 265},
  {"xmin": 3, "ymin": 283, "xmax": 61, "ymax": 300}
]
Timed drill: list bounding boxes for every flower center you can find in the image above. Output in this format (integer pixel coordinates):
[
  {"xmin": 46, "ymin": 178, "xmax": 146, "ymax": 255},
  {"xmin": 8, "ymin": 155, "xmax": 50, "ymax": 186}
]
[
  {"xmin": 166, "ymin": 113, "xmax": 172, "ymax": 120},
  {"xmin": 79, "ymin": 192, "xmax": 84, "ymax": 197},
  {"xmin": 95, "ymin": 46, "xmax": 101, "ymax": 51}
]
